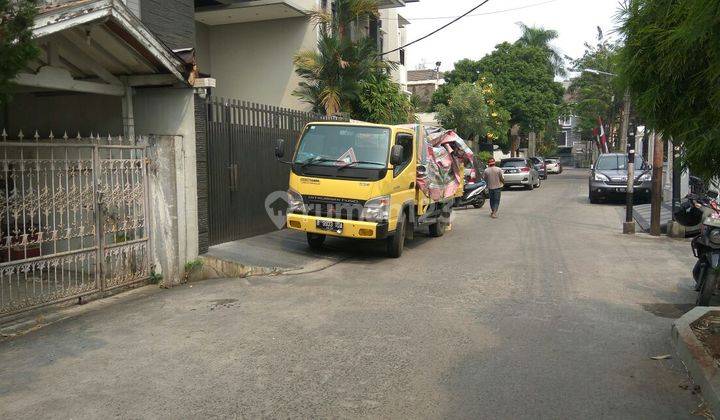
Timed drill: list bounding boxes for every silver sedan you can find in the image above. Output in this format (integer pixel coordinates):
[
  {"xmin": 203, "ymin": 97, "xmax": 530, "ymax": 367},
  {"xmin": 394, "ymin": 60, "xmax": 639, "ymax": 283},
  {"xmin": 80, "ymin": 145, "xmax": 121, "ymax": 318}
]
[{"xmin": 499, "ymin": 158, "xmax": 541, "ymax": 190}]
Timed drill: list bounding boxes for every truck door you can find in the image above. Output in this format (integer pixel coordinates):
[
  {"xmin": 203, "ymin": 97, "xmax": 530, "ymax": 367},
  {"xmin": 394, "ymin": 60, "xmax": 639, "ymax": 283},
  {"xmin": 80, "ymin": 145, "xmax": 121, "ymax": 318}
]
[{"xmin": 390, "ymin": 132, "xmax": 416, "ymax": 227}]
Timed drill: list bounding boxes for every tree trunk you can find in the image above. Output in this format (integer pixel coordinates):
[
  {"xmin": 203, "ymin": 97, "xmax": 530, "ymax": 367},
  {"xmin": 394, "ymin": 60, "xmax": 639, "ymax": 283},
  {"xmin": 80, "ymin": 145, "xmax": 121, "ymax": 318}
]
[
  {"xmin": 650, "ymin": 131, "xmax": 664, "ymax": 236},
  {"xmin": 528, "ymin": 132, "xmax": 537, "ymax": 157},
  {"xmin": 510, "ymin": 124, "xmax": 520, "ymax": 157}
]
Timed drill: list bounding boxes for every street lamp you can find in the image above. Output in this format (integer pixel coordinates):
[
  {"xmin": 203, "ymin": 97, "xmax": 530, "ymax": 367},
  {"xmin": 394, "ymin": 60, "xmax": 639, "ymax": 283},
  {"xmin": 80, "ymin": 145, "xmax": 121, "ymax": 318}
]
[
  {"xmin": 583, "ymin": 68, "xmax": 617, "ymax": 77},
  {"xmin": 581, "ymin": 68, "xmax": 635, "ymax": 234}
]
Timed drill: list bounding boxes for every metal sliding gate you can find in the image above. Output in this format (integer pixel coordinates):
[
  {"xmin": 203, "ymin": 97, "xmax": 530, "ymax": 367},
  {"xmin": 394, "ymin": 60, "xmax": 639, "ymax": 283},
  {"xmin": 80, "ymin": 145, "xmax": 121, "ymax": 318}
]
[
  {"xmin": 0, "ymin": 133, "xmax": 151, "ymax": 317},
  {"xmin": 204, "ymin": 98, "xmax": 342, "ymax": 246}
]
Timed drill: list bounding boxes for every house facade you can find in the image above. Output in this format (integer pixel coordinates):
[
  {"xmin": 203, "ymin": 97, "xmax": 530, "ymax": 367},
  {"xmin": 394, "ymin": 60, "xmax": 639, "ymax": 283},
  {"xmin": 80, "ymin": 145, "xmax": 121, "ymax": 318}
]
[
  {"xmin": 558, "ymin": 115, "xmax": 582, "ymax": 147},
  {"xmin": 407, "ymin": 69, "xmax": 444, "ymax": 111},
  {"xmin": 0, "ymin": 0, "xmax": 211, "ymax": 318},
  {"xmin": 194, "ymin": 0, "xmax": 416, "ymax": 110}
]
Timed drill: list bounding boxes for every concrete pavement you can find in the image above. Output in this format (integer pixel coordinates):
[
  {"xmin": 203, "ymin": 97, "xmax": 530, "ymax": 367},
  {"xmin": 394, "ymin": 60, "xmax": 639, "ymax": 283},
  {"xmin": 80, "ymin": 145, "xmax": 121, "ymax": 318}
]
[{"xmin": 0, "ymin": 169, "xmax": 703, "ymax": 418}]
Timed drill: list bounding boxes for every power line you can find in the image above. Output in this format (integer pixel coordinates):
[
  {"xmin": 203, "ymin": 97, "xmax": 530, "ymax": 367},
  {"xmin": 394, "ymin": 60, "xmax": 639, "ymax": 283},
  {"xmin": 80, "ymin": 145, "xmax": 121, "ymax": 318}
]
[
  {"xmin": 378, "ymin": 0, "xmax": 562, "ymax": 21},
  {"xmin": 378, "ymin": 0, "xmax": 493, "ymax": 56}
]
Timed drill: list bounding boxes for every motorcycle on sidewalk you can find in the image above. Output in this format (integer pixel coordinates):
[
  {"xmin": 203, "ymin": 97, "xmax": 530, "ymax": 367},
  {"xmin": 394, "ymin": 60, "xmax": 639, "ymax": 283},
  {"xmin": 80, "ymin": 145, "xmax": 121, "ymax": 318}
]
[
  {"xmin": 454, "ymin": 180, "xmax": 488, "ymax": 209},
  {"xmin": 674, "ymin": 192, "xmax": 720, "ymax": 305}
]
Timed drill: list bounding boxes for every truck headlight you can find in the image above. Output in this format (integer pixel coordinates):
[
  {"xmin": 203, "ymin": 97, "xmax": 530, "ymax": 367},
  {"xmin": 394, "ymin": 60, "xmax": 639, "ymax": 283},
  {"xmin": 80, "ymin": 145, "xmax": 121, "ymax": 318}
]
[
  {"xmin": 287, "ymin": 189, "xmax": 305, "ymax": 213},
  {"xmin": 709, "ymin": 228, "xmax": 720, "ymax": 245},
  {"xmin": 638, "ymin": 172, "xmax": 652, "ymax": 182},
  {"xmin": 593, "ymin": 173, "xmax": 609, "ymax": 181},
  {"xmin": 362, "ymin": 195, "xmax": 390, "ymax": 222}
]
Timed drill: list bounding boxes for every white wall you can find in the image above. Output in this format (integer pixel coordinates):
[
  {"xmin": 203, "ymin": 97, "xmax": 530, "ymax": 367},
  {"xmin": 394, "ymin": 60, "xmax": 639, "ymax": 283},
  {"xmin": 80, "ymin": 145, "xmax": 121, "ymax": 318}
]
[
  {"xmin": 379, "ymin": 9, "xmax": 407, "ymax": 90},
  {"xmin": 196, "ymin": 17, "xmax": 317, "ymax": 110},
  {"xmin": 195, "ymin": 22, "xmax": 211, "ymax": 75},
  {"xmin": 134, "ymin": 87, "xmax": 199, "ymax": 285}
]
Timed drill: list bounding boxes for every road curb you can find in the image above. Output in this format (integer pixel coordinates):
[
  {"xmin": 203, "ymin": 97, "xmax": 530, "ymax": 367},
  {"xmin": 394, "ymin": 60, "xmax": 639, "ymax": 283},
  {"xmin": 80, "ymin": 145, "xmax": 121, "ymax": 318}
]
[
  {"xmin": 671, "ymin": 306, "xmax": 720, "ymax": 416},
  {"xmin": 197, "ymin": 255, "xmax": 284, "ymax": 280}
]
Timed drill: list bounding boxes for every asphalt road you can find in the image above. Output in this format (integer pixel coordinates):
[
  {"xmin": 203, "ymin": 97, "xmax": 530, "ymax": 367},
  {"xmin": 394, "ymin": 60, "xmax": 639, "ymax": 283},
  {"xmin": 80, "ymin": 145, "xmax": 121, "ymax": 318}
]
[{"xmin": 0, "ymin": 169, "xmax": 704, "ymax": 419}]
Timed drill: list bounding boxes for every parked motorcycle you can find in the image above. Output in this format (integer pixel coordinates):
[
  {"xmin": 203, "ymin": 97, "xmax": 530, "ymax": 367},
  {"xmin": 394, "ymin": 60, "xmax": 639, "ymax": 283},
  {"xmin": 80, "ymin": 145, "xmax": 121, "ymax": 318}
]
[
  {"xmin": 455, "ymin": 180, "xmax": 488, "ymax": 208},
  {"xmin": 675, "ymin": 193, "xmax": 720, "ymax": 305}
]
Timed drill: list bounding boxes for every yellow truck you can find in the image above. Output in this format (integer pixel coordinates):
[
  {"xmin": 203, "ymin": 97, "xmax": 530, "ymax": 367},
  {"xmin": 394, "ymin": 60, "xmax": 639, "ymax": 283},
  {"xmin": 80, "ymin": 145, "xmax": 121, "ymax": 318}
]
[{"xmin": 274, "ymin": 121, "xmax": 462, "ymax": 258}]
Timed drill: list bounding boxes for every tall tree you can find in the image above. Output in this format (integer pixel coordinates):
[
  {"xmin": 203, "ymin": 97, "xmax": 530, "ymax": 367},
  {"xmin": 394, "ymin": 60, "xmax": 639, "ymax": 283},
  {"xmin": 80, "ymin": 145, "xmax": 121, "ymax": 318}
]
[
  {"xmin": 569, "ymin": 27, "xmax": 623, "ymax": 142},
  {"xmin": 294, "ymin": 0, "xmax": 386, "ymax": 116},
  {"xmin": 515, "ymin": 22, "xmax": 566, "ymax": 77},
  {"xmin": 0, "ymin": 0, "xmax": 38, "ymax": 104},
  {"xmin": 618, "ymin": 0, "xmax": 720, "ymax": 180},
  {"xmin": 435, "ymin": 81, "xmax": 510, "ymax": 149},
  {"xmin": 430, "ymin": 58, "xmax": 482, "ymax": 110},
  {"xmin": 478, "ymin": 42, "xmax": 564, "ymax": 136},
  {"xmin": 294, "ymin": 0, "xmax": 412, "ymax": 123}
]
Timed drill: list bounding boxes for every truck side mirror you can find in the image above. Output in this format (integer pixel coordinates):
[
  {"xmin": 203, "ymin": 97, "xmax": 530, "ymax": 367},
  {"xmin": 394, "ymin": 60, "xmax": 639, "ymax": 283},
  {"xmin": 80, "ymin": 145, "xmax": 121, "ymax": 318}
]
[
  {"xmin": 390, "ymin": 145, "xmax": 404, "ymax": 166},
  {"xmin": 274, "ymin": 139, "xmax": 285, "ymax": 159},
  {"xmin": 590, "ymin": 164, "xmax": 594, "ymax": 170}
]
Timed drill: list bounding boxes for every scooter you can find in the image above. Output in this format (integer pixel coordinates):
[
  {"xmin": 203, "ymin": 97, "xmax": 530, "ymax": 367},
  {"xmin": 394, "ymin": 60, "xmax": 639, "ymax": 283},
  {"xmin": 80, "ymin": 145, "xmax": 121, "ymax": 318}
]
[
  {"xmin": 454, "ymin": 180, "xmax": 488, "ymax": 208},
  {"xmin": 675, "ymin": 193, "xmax": 720, "ymax": 305}
]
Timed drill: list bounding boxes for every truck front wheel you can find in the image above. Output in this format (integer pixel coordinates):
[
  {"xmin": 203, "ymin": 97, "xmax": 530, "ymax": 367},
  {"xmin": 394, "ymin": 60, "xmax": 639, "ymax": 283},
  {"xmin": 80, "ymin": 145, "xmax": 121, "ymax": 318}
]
[
  {"xmin": 307, "ymin": 233, "xmax": 326, "ymax": 250},
  {"xmin": 386, "ymin": 212, "xmax": 406, "ymax": 258}
]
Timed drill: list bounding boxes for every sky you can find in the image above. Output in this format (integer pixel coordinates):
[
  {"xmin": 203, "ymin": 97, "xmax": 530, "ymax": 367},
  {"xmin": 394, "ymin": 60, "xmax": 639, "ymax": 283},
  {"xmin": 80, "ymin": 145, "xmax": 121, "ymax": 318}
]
[{"xmin": 396, "ymin": 0, "xmax": 623, "ymax": 77}]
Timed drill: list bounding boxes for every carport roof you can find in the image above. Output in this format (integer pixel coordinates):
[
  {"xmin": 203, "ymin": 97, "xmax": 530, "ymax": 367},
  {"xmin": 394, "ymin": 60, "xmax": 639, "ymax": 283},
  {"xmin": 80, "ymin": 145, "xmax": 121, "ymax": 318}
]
[{"xmin": 19, "ymin": 0, "xmax": 191, "ymax": 94}]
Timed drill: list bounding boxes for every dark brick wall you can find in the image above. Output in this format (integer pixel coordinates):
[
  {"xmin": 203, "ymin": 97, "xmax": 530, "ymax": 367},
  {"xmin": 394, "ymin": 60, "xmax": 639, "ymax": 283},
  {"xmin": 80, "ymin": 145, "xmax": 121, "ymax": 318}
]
[
  {"xmin": 141, "ymin": 0, "xmax": 195, "ymax": 50},
  {"xmin": 408, "ymin": 83, "xmax": 436, "ymax": 112},
  {"xmin": 194, "ymin": 94, "xmax": 209, "ymax": 254}
]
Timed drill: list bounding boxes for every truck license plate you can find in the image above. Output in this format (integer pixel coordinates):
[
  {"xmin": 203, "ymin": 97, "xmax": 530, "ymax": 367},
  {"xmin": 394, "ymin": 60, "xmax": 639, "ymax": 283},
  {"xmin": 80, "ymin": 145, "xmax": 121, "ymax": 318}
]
[{"xmin": 316, "ymin": 220, "xmax": 343, "ymax": 232}]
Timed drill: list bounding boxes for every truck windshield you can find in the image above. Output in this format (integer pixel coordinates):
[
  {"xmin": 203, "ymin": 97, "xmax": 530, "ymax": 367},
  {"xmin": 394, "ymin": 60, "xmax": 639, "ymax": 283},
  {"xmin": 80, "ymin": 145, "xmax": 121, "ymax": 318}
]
[{"xmin": 294, "ymin": 125, "xmax": 390, "ymax": 170}]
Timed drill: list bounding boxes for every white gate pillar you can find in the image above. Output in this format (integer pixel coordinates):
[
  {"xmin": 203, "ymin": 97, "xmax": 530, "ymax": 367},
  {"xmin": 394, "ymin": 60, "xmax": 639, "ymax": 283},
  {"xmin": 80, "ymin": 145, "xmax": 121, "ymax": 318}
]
[{"xmin": 122, "ymin": 85, "xmax": 135, "ymax": 139}]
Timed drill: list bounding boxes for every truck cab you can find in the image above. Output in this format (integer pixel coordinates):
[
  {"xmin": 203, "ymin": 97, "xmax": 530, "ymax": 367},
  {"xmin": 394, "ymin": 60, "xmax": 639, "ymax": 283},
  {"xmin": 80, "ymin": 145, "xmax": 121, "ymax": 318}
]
[{"xmin": 275, "ymin": 122, "xmax": 454, "ymax": 258}]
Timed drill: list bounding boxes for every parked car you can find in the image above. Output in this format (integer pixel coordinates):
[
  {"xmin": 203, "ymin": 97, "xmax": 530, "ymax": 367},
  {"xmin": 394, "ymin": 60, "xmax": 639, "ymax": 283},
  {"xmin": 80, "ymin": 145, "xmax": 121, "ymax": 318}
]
[
  {"xmin": 545, "ymin": 158, "xmax": 562, "ymax": 174},
  {"xmin": 499, "ymin": 158, "xmax": 541, "ymax": 190},
  {"xmin": 529, "ymin": 157, "xmax": 547, "ymax": 179},
  {"xmin": 588, "ymin": 153, "xmax": 652, "ymax": 203}
]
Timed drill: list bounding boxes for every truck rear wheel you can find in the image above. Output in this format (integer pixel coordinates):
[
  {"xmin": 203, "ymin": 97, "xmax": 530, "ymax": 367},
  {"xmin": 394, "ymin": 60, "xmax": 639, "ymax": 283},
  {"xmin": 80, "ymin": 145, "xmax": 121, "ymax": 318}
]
[
  {"xmin": 429, "ymin": 206, "xmax": 451, "ymax": 237},
  {"xmin": 386, "ymin": 212, "xmax": 406, "ymax": 258},
  {"xmin": 307, "ymin": 233, "xmax": 326, "ymax": 250}
]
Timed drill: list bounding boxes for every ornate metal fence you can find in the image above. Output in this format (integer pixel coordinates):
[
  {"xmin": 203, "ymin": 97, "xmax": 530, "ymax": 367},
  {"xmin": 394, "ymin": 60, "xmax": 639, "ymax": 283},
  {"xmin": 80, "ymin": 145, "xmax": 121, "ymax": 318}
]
[{"xmin": 0, "ymin": 131, "xmax": 151, "ymax": 317}]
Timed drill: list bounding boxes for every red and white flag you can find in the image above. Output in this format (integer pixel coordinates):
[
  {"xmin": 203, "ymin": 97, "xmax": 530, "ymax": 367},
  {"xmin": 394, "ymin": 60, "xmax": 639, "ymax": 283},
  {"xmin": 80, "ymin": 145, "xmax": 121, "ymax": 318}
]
[{"xmin": 597, "ymin": 117, "xmax": 609, "ymax": 153}]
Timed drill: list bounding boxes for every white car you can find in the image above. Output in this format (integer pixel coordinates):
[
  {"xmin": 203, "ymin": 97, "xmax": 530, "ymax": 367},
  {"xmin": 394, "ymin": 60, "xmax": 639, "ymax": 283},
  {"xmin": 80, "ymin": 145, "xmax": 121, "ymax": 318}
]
[{"xmin": 545, "ymin": 158, "xmax": 562, "ymax": 174}]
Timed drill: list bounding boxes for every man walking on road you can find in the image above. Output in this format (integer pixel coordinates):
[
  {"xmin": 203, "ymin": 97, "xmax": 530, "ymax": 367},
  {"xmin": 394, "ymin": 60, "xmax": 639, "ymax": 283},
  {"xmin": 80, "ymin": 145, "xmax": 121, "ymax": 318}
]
[{"xmin": 483, "ymin": 158, "xmax": 504, "ymax": 218}]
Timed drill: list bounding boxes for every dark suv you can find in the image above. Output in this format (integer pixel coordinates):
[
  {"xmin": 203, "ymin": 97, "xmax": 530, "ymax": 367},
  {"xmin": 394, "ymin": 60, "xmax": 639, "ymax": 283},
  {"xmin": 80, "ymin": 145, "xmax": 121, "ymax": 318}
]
[
  {"xmin": 588, "ymin": 153, "xmax": 652, "ymax": 203},
  {"xmin": 530, "ymin": 156, "xmax": 547, "ymax": 179}
]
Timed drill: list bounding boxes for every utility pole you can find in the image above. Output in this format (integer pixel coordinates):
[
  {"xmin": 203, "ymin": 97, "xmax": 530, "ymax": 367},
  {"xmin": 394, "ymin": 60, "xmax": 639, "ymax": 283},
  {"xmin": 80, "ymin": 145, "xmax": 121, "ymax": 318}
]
[
  {"xmin": 623, "ymin": 123, "xmax": 636, "ymax": 234},
  {"xmin": 672, "ymin": 140, "xmax": 681, "ymax": 219},
  {"xmin": 619, "ymin": 89, "xmax": 630, "ymax": 152},
  {"xmin": 650, "ymin": 131, "xmax": 664, "ymax": 236}
]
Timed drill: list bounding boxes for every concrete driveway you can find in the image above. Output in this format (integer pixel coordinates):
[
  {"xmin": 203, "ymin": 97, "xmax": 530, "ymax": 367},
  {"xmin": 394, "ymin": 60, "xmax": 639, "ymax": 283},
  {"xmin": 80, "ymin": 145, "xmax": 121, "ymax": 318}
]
[{"xmin": 0, "ymin": 169, "xmax": 703, "ymax": 418}]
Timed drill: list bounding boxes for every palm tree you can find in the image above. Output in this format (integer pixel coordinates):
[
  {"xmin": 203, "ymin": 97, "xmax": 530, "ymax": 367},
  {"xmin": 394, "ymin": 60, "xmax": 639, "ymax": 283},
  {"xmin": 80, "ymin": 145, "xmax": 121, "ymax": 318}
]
[
  {"xmin": 294, "ymin": 0, "xmax": 388, "ymax": 116},
  {"xmin": 516, "ymin": 22, "xmax": 566, "ymax": 77}
]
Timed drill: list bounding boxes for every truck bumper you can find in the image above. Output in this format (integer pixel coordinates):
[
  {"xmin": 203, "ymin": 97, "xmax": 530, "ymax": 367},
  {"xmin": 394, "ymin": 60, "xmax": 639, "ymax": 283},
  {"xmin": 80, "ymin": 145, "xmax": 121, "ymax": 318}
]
[
  {"xmin": 589, "ymin": 180, "xmax": 652, "ymax": 197},
  {"xmin": 287, "ymin": 214, "xmax": 390, "ymax": 239}
]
